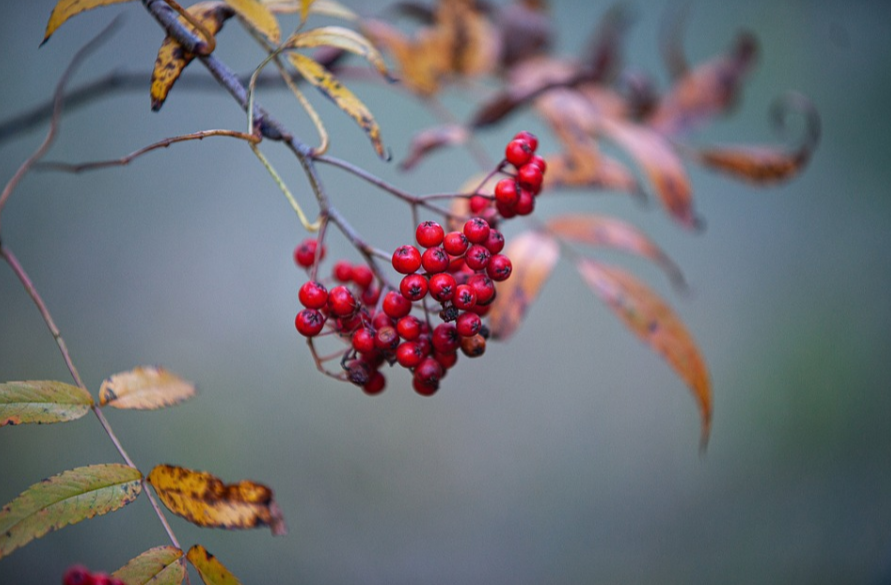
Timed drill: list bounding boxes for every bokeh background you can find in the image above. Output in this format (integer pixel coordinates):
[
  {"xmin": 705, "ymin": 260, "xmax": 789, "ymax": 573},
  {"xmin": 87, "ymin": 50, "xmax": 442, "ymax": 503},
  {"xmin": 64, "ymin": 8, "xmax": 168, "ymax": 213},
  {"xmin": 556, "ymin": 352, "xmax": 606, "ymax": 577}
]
[{"xmin": 2, "ymin": 1, "xmax": 890, "ymax": 583}]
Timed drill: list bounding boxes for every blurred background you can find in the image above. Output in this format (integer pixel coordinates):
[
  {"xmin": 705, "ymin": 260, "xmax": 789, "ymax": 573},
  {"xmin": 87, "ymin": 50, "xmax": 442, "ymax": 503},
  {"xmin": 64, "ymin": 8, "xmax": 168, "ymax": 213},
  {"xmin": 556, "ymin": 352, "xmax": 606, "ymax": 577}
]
[{"xmin": 1, "ymin": 1, "xmax": 890, "ymax": 583}]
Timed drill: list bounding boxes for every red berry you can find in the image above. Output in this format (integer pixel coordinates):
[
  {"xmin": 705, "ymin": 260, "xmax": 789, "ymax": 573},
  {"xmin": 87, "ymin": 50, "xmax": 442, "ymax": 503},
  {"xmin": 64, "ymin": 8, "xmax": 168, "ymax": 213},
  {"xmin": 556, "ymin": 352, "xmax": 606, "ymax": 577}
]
[
  {"xmin": 363, "ymin": 371, "xmax": 386, "ymax": 395},
  {"xmin": 396, "ymin": 315, "xmax": 422, "ymax": 340},
  {"xmin": 345, "ymin": 359, "xmax": 372, "ymax": 386},
  {"xmin": 434, "ymin": 350, "xmax": 459, "ymax": 370},
  {"xmin": 513, "ymin": 130, "xmax": 539, "ymax": 152},
  {"xmin": 469, "ymin": 195, "xmax": 490, "ymax": 214},
  {"xmin": 517, "ymin": 162, "xmax": 543, "ymax": 193},
  {"xmin": 460, "ymin": 333, "xmax": 487, "ymax": 357},
  {"xmin": 464, "ymin": 245, "xmax": 491, "ymax": 271},
  {"xmin": 484, "ymin": 229, "xmax": 505, "ymax": 254},
  {"xmin": 374, "ymin": 325, "xmax": 400, "ymax": 351},
  {"xmin": 421, "ymin": 246, "xmax": 450, "ymax": 274},
  {"xmin": 463, "ymin": 217, "xmax": 491, "ymax": 244},
  {"xmin": 372, "ymin": 310, "xmax": 394, "ymax": 330},
  {"xmin": 361, "ymin": 285, "xmax": 381, "ymax": 307},
  {"xmin": 295, "ymin": 309, "xmax": 326, "ymax": 337},
  {"xmin": 327, "ymin": 285, "xmax": 358, "ymax": 318},
  {"xmin": 91, "ymin": 574, "xmax": 112, "ymax": 585},
  {"xmin": 505, "ymin": 138, "xmax": 533, "ymax": 167},
  {"xmin": 456, "ymin": 311, "xmax": 482, "ymax": 337},
  {"xmin": 382, "ymin": 290, "xmax": 412, "ymax": 319},
  {"xmin": 333, "ymin": 260, "xmax": 353, "ymax": 282},
  {"xmin": 298, "ymin": 281, "xmax": 328, "ymax": 309},
  {"xmin": 396, "ymin": 341, "xmax": 425, "ymax": 368},
  {"xmin": 428, "ymin": 272, "xmax": 457, "ymax": 302},
  {"xmin": 528, "ymin": 154, "xmax": 547, "ymax": 174},
  {"xmin": 496, "ymin": 198, "xmax": 518, "ymax": 218},
  {"xmin": 432, "ymin": 322, "xmax": 460, "ymax": 354},
  {"xmin": 400, "ymin": 273, "xmax": 428, "ymax": 302},
  {"xmin": 467, "ymin": 273, "xmax": 496, "ymax": 305},
  {"xmin": 494, "ymin": 178, "xmax": 520, "ymax": 207},
  {"xmin": 416, "ymin": 220, "xmax": 445, "ymax": 248},
  {"xmin": 351, "ymin": 264, "xmax": 374, "ymax": 289},
  {"xmin": 293, "ymin": 239, "xmax": 325, "ymax": 268},
  {"xmin": 413, "ymin": 357, "xmax": 444, "ymax": 395},
  {"xmin": 392, "ymin": 245, "xmax": 422, "ymax": 274},
  {"xmin": 486, "ymin": 254, "xmax": 513, "ymax": 281},
  {"xmin": 351, "ymin": 327, "xmax": 376, "ymax": 354},
  {"xmin": 515, "ymin": 187, "xmax": 535, "ymax": 216},
  {"xmin": 63, "ymin": 565, "xmax": 93, "ymax": 585},
  {"xmin": 443, "ymin": 231, "xmax": 469, "ymax": 256},
  {"xmin": 452, "ymin": 284, "xmax": 477, "ymax": 310}
]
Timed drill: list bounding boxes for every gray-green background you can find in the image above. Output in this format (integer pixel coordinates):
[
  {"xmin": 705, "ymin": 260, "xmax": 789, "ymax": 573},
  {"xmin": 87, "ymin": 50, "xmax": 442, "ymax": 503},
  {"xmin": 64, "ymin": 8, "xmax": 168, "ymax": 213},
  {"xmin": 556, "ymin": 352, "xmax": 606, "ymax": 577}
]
[{"xmin": 2, "ymin": 1, "xmax": 890, "ymax": 583}]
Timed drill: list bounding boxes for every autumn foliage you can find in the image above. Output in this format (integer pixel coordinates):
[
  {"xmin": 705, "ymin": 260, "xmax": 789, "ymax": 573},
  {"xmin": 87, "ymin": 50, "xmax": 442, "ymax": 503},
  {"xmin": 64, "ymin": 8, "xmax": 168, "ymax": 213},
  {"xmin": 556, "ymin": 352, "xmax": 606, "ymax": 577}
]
[{"xmin": 0, "ymin": 0, "xmax": 818, "ymax": 583}]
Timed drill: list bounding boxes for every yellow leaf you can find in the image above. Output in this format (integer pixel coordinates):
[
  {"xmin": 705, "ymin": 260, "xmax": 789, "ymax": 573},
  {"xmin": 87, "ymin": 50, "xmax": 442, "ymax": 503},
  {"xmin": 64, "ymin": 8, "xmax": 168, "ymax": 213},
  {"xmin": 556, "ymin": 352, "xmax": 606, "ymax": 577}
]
[
  {"xmin": 288, "ymin": 52, "xmax": 386, "ymax": 159},
  {"xmin": 286, "ymin": 26, "xmax": 391, "ymax": 80},
  {"xmin": 150, "ymin": 1, "xmax": 232, "ymax": 111},
  {"xmin": 487, "ymin": 231, "xmax": 560, "ymax": 340},
  {"xmin": 113, "ymin": 546, "xmax": 185, "ymax": 585},
  {"xmin": 43, "ymin": 0, "xmax": 134, "ymax": 44},
  {"xmin": 99, "ymin": 366, "xmax": 196, "ymax": 410},
  {"xmin": 300, "ymin": 0, "xmax": 313, "ymax": 21},
  {"xmin": 224, "ymin": 0, "xmax": 280, "ymax": 44},
  {"xmin": 187, "ymin": 545, "xmax": 242, "ymax": 585},
  {"xmin": 576, "ymin": 259, "xmax": 712, "ymax": 448},
  {"xmin": 263, "ymin": 0, "xmax": 356, "ymax": 21},
  {"xmin": 147, "ymin": 464, "xmax": 287, "ymax": 535}
]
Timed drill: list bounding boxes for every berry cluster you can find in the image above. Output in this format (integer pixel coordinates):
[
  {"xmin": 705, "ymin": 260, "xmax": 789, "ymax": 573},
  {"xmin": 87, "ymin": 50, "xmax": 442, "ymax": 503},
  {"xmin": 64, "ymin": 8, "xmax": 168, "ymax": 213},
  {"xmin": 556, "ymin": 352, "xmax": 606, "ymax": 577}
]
[
  {"xmin": 62, "ymin": 565, "xmax": 124, "ymax": 585},
  {"xmin": 470, "ymin": 130, "xmax": 547, "ymax": 220}
]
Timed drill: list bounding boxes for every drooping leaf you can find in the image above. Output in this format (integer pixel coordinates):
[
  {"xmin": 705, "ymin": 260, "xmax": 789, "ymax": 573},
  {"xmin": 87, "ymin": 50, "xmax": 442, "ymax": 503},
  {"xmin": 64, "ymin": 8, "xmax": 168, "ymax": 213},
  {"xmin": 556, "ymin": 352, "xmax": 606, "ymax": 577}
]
[
  {"xmin": 0, "ymin": 464, "xmax": 142, "ymax": 559},
  {"xmin": 286, "ymin": 26, "xmax": 391, "ymax": 80},
  {"xmin": 288, "ymin": 52, "xmax": 386, "ymax": 159},
  {"xmin": 487, "ymin": 231, "xmax": 560, "ymax": 340},
  {"xmin": 399, "ymin": 124, "xmax": 468, "ymax": 170},
  {"xmin": 360, "ymin": 19, "xmax": 444, "ymax": 96},
  {"xmin": 147, "ymin": 464, "xmax": 287, "ymax": 535},
  {"xmin": 187, "ymin": 545, "xmax": 242, "ymax": 585},
  {"xmin": 113, "ymin": 546, "xmax": 185, "ymax": 585},
  {"xmin": 224, "ymin": 0, "xmax": 280, "ymax": 44},
  {"xmin": 547, "ymin": 214, "xmax": 686, "ymax": 288},
  {"xmin": 0, "ymin": 380, "xmax": 93, "ymax": 426},
  {"xmin": 596, "ymin": 117, "xmax": 699, "ymax": 229},
  {"xmin": 575, "ymin": 258, "xmax": 711, "ymax": 447},
  {"xmin": 150, "ymin": 1, "xmax": 233, "ymax": 111},
  {"xmin": 43, "ymin": 0, "xmax": 134, "ymax": 44},
  {"xmin": 300, "ymin": 0, "xmax": 313, "ymax": 21},
  {"xmin": 263, "ymin": 0, "xmax": 356, "ymax": 20},
  {"xmin": 99, "ymin": 366, "xmax": 196, "ymax": 410},
  {"xmin": 648, "ymin": 31, "xmax": 759, "ymax": 136}
]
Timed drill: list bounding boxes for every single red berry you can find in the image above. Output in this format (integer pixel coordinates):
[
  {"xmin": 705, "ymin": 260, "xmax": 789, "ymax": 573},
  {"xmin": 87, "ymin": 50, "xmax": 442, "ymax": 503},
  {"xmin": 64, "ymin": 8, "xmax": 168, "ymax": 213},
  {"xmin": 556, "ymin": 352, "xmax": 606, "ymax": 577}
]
[
  {"xmin": 412, "ymin": 375, "xmax": 438, "ymax": 396},
  {"xmin": 91, "ymin": 574, "xmax": 112, "ymax": 585},
  {"xmin": 421, "ymin": 246, "xmax": 450, "ymax": 274},
  {"xmin": 496, "ymin": 198, "xmax": 518, "ymax": 219},
  {"xmin": 298, "ymin": 281, "xmax": 328, "ymax": 309},
  {"xmin": 433, "ymin": 350, "xmax": 459, "ymax": 370},
  {"xmin": 467, "ymin": 273, "xmax": 496, "ymax": 305},
  {"xmin": 336, "ymin": 310, "xmax": 364, "ymax": 334},
  {"xmin": 295, "ymin": 308, "xmax": 326, "ymax": 337},
  {"xmin": 432, "ymin": 322, "xmax": 460, "ymax": 354},
  {"xmin": 396, "ymin": 341, "xmax": 425, "ymax": 368},
  {"xmin": 428, "ymin": 272, "xmax": 457, "ymax": 302},
  {"xmin": 515, "ymin": 187, "xmax": 535, "ymax": 216},
  {"xmin": 63, "ymin": 565, "xmax": 93, "ymax": 585},
  {"xmin": 396, "ymin": 315, "xmax": 422, "ymax": 340},
  {"xmin": 463, "ymin": 217, "xmax": 491, "ymax": 244},
  {"xmin": 415, "ymin": 220, "xmax": 445, "ymax": 248},
  {"xmin": 374, "ymin": 325, "xmax": 400, "ymax": 351},
  {"xmin": 469, "ymin": 302, "xmax": 492, "ymax": 317},
  {"xmin": 443, "ymin": 231, "xmax": 470, "ymax": 256},
  {"xmin": 361, "ymin": 286, "xmax": 381, "ymax": 307},
  {"xmin": 494, "ymin": 178, "xmax": 520, "ymax": 208},
  {"xmin": 345, "ymin": 359, "xmax": 372, "ymax": 386},
  {"xmin": 460, "ymin": 333, "xmax": 487, "ymax": 357},
  {"xmin": 327, "ymin": 285, "xmax": 358, "ymax": 318},
  {"xmin": 413, "ymin": 357, "xmax": 444, "ymax": 395},
  {"xmin": 351, "ymin": 327, "xmax": 376, "ymax": 354},
  {"xmin": 513, "ymin": 130, "xmax": 539, "ymax": 152},
  {"xmin": 363, "ymin": 371, "xmax": 386, "ymax": 395},
  {"xmin": 517, "ymin": 162, "xmax": 544, "ymax": 193},
  {"xmin": 528, "ymin": 154, "xmax": 547, "ymax": 174},
  {"xmin": 486, "ymin": 254, "xmax": 513, "ymax": 281},
  {"xmin": 392, "ymin": 245, "xmax": 422, "ymax": 274},
  {"xmin": 382, "ymin": 290, "xmax": 412, "ymax": 319},
  {"xmin": 452, "ymin": 284, "xmax": 477, "ymax": 310},
  {"xmin": 333, "ymin": 260, "xmax": 353, "ymax": 282},
  {"xmin": 505, "ymin": 138, "xmax": 533, "ymax": 167},
  {"xmin": 456, "ymin": 311, "xmax": 482, "ymax": 337},
  {"xmin": 469, "ymin": 195, "xmax": 490, "ymax": 214},
  {"xmin": 293, "ymin": 239, "xmax": 325, "ymax": 268},
  {"xmin": 400, "ymin": 273, "xmax": 429, "ymax": 302},
  {"xmin": 484, "ymin": 229, "xmax": 505, "ymax": 254},
  {"xmin": 372, "ymin": 310, "xmax": 394, "ymax": 330},
  {"xmin": 415, "ymin": 333, "xmax": 433, "ymax": 357},
  {"xmin": 464, "ymin": 245, "xmax": 491, "ymax": 271},
  {"xmin": 351, "ymin": 264, "xmax": 374, "ymax": 289}
]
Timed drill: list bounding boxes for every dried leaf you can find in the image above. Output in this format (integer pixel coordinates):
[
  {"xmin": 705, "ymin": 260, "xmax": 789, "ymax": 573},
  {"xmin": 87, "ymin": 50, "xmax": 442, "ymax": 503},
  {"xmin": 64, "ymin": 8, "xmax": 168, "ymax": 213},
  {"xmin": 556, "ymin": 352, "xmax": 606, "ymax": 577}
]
[
  {"xmin": 99, "ymin": 366, "xmax": 196, "ymax": 410},
  {"xmin": 224, "ymin": 0, "xmax": 280, "ymax": 44},
  {"xmin": 150, "ymin": 1, "xmax": 233, "ymax": 111},
  {"xmin": 488, "ymin": 231, "xmax": 560, "ymax": 340},
  {"xmin": 579, "ymin": 3, "xmax": 634, "ymax": 83},
  {"xmin": 187, "ymin": 545, "xmax": 242, "ymax": 585},
  {"xmin": 0, "ymin": 464, "xmax": 143, "ymax": 559},
  {"xmin": 547, "ymin": 214, "xmax": 685, "ymax": 288},
  {"xmin": 286, "ymin": 26, "xmax": 391, "ymax": 80},
  {"xmin": 361, "ymin": 19, "xmax": 445, "ymax": 96},
  {"xmin": 263, "ymin": 0, "xmax": 356, "ymax": 20},
  {"xmin": 495, "ymin": 1, "xmax": 552, "ymax": 69},
  {"xmin": 113, "ymin": 546, "xmax": 185, "ymax": 585},
  {"xmin": 147, "ymin": 464, "xmax": 287, "ymax": 535},
  {"xmin": 596, "ymin": 117, "xmax": 699, "ymax": 228},
  {"xmin": 576, "ymin": 259, "xmax": 711, "ymax": 447},
  {"xmin": 648, "ymin": 31, "xmax": 759, "ymax": 136},
  {"xmin": 288, "ymin": 52, "xmax": 386, "ymax": 159},
  {"xmin": 43, "ymin": 0, "xmax": 134, "ymax": 44},
  {"xmin": 0, "ymin": 380, "xmax": 93, "ymax": 426},
  {"xmin": 399, "ymin": 124, "xmax": 468, "ymax": 170}
]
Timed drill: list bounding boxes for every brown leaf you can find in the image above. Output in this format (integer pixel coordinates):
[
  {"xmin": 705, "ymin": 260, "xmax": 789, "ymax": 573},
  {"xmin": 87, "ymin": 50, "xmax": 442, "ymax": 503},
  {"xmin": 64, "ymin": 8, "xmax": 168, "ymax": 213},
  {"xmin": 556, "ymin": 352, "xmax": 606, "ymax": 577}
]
[
  {"xmin": 99, "ymin": 366, "xmax": 196, "ymax": 410},
  {"xmin": 147, "ymin": 464, "xmax": 287, "ymax": 535},
  {"xmin": 579, "ymin": 3, "xmax": 634, "ymax": 83},
  {"xmin": 487, "ymin": 231, "xmax": 560, "ymax": 340},
  {"xmin": 150, "ymin": 2, "xmax": 233, "ymax": 111},
  {"xmin": 399, "ymin": 124, "xmax": 468, "ymax": 170},
  {"xmin": 43, "ymin": 0, "xmax": 134, "ymax": 44},
  {"xmin": 187, "ymin": 545, "xmax": 242, "ymax": 585},
  {"xmin": 576, "ymin": 259, "xmax": 711, "ymax": 448},
  {"xmin": 495, "ymin": 0, "xmax": 552, "ymax": 69},
  {"xmin": 547, "ymin": 214, "xmax": 685, "ymax": 288}
]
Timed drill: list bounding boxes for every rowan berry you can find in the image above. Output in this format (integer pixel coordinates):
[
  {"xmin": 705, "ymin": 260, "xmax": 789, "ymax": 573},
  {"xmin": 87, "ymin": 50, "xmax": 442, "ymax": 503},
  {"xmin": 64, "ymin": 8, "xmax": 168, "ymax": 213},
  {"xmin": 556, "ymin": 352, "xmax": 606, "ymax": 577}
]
[
  {"xmin": 363, "ymin": 370, "xmax": 386, "ymax": 395},
  {"xmin": 484, "ymin": 229, "xmax": 505, "ymax": 254},
  {"xmin": 517, "ymin": 162, "xmax": 544, "ymax": 193},
  {"xmin": 351, "ymin": 327, "xmax": 376, "ymax": 354},
  {"xmin": 298, "ymin": 281, "xmax": 328, "ymax": 309},
  {"xmin": 345, "ymin": 359, "xmax": 371, "ymax": 386},
  {"xmin": 505, "ymin": 138, "xmax": 533, "ymax": 167},
  {"xmin": 415, "ymin": 220, "xmax": 445, "ymax": 248},
  {"xmin": 452, "ymin": 284, "xmax": 477, "ymax": 310},
  {"xmin": 392, "ymin": 245, "xmax": 422, "ymax": 274},
  {"xmin": 293, "ymin": 239, "xmax": 325, "ymax": 268},
  {"xmin": 443, "ymin": 231, "xmax": 469, "ymax": 256},
  {"xmin": 421, "ymin": 246, "xmax": 450, "ymax": 274},
  {"xmin": 414, "ymin": 357, "xmax": 444, "ymax": 391},
  {"xmin": 464, "ymin": 245, "xmax": 491, "ymax": 271},
  {"xmin": 460, "ymin": 333, "xmax": 487, "ymax": 357},
  {"xmin": 351, "ymin": 264, "xmax": 374, "ymax": 289},
  {"xmin": 295, "ymin": 309, "xmax": 326, "ymax": 337},
  {"xmin": 456, "ymin": 311, "xmax": 482, "ymax": 337},
  {"xmin": 433, "ymin": 350, "xmax": 458, "ymax": 370},
  {"xmin": 494, "ymin": 178, "xmax": 520, "ymax": 207},
  {"xmin": 463, "ymin": 217, "xmax": 491, "ymax": 244},
  {"xmin": 469, "ymin": 195, "xmax": 490, "ymax": 214},
  {"xmin": 496, "ymin": 198, "xmax": 518, "ymax": 219},
  {"xmin": 63, "ymin": 565, "xmax": 93, "ymax": 585},
  {"xmin": 513, "ymin": 130, "xmax": 539, "ymax": 152},
  {"xmin": 467, "ymin": 273, "xmax": 496, "ymax": 305},
  {"xmin": 382, "ymin": 291, "xmax": 412, "ymax": 319},
  {"xmin": 428, "ymin": 272, "xmax": 457, "ymax": 302},
  {"xmin": 412, "ymin": 375, "xmax": 438, "ymax": 396},
  {"xmin": 372, "ymin": 310, "xmax": 394, "ymax": 330},
  {"xmin": 486, "ymin": 254, "xmax": 513, "ymax": 281},
  {"xmin": 374, "ymin": 325, "xmax": 400, "ymax": 351},
  {"xmin": 396, "ymin": 315, "xmax": 422, "ymax": 340},
  {"xmin": 400, "ymin": 273, "xmax": 428, "ymax": 302},
  {"xmin": 336, "ymin": 310, "xmax": 364, "ymax": 333},
  {"xmin": 327, "ymin": 285, "xmax": 358, "ymax": 318},
  {"xmin": 361, "ymin": 285, "xmax": 381, "ymax": 307},
  {"xmin": 396, "ymin": 341, "xmax": 425, "ymax": 368},
  {"xmin": 528, "ymin": 154, "xmax": 547, "ymax": 174},
  {"xmin": 432, "ymin": 322, "xmax": 460, "ymax": 354},
  {"xmin": 333, "ymin": 260, "xmax": 353, "ymax": 282},
  {"xmin": 515, "ymin": 187, "xmax": 535, "ymax": 216}
]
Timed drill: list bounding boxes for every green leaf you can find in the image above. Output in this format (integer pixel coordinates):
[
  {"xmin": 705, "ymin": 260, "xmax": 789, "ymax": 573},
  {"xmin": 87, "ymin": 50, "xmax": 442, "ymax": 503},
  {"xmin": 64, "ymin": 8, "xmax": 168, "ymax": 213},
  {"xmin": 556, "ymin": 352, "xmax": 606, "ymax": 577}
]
[
  {"xmin": 113, "ymin": 545, "xmax": 185, "ymax": 585},
  {"xmin": 0, "ymin": 380, "xmax": 93, "ymax": 426},
  {"xmin": 187, "ymin": 545, "xmax": 243, "ymax": 585},
  {"xmin": 0, "ymin": 464, "xmax": 143, "ymax": 559}
]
